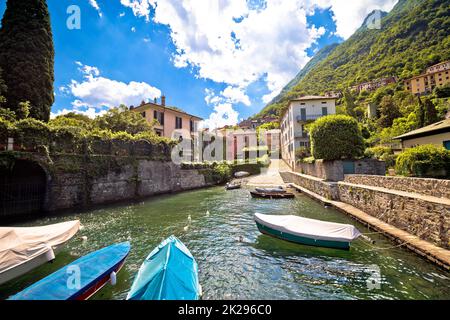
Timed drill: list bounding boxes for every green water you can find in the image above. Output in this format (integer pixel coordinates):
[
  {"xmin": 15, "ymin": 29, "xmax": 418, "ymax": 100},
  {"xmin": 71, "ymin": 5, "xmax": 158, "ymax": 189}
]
[{"xmin": 1, "ymin": 187, "xmax": 449, "ymax": 300}]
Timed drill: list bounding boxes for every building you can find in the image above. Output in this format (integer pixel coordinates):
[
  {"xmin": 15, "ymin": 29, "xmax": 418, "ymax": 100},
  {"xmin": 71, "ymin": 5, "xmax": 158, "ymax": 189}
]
[
  {"xmin": 394, "ymin": 119, "xmax": 450, "ymax": 150},
  {"xmin": 404, "ymin": 61, "xmax": 450, "ymax": 95},
  {"xmin": 131, "ymin": 96, "xmax": 203, "ymax": 139},
  {"xmin": 280, "ymin": 96, "xmax": 336, "ymax": 169},
  {"xmin": 351, "ymin": 77, "xmax": 397, "ymax": 93},
  {"xmin": 238, "ymin": 117, "xmax": 278, "ymax": 130}
]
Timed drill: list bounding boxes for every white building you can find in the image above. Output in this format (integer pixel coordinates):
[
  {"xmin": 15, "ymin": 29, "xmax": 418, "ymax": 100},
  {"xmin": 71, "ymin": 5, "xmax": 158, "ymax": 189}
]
[{"xmin": 280, "ymin": 96, "xmax": 336, "ymax": 169}]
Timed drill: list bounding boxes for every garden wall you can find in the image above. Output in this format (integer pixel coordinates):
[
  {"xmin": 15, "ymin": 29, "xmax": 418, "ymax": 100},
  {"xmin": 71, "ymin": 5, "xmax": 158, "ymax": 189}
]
[
  {"xmin": 344, "ymin": 175, "xmax": 450, "ymax": 199},
  {"xmin": 279, "ymin": 171, "xmax": 339, "ymax": 200},
  {"xmin": 297, "ymin": 159, "xmax": 385, "ymax": 181},
  {"xmin": 338, "ymin": 182, "xmax": 450, "ymax": 249}
]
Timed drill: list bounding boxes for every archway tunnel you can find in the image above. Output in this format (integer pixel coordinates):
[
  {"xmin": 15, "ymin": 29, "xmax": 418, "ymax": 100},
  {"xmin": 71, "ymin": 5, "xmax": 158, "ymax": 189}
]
[{"xmin": 0, "ymin": 159, "xmax": 47, "ymax": 220}]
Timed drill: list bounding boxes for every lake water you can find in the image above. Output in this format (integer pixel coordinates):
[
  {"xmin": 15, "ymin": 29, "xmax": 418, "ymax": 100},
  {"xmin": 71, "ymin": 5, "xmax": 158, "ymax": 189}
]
[{"xmin": 1, "ymin": 186, "xmax": 449, "ymax": 300}]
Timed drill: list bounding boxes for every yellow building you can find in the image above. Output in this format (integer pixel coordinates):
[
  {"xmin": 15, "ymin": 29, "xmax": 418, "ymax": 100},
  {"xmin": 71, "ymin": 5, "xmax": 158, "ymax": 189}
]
[
  {"xmin": 394, "ymin": 119, "xmax": 450, "ymax": 150},
  {"xmin": 404, "ymin": 61, "xmax": 450, "ymax": 95}
]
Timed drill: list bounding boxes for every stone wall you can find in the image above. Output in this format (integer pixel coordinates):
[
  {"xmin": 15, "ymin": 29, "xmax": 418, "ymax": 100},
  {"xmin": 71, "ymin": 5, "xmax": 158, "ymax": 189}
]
[
  {"xmin": 280, "ymin": 171, "xmax": 339, "ymax": 200},
  {"xmin": 297, "ymin": 159, "xmax": 386, "ymax": 181},
  {"xmin": 338, "ymin": 182, "xmax": 450, "ymax": 249},
  {"xmin": 0, "ymin": 151, "xmax": 214, "ymax": 217},
  {"xmin": 344, "ymin": 175, "xmax": 450, "ymax": 199}
]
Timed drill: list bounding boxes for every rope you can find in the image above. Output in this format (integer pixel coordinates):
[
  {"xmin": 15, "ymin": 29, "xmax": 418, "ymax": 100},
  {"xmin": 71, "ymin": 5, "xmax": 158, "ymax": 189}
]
[{"xmin": 358, "ymin": 238, "xmax": 408, "ymax": 251}]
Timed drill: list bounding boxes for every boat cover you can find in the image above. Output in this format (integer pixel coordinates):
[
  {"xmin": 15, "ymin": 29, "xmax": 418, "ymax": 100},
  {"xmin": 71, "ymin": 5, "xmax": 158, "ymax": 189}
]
[
  {"xmin": 127, "ymin": 235, "xmax": 201, "ymax": 300},
  {"xmin": 234, "ymin": 171, "xmax": 250, "ymax": 178},
  {"xmin": 9, "ymin": 242, "xmax": 130, "ymax": 300},
  {"xmin": 255, "ymin": 187, "xmax": 286, "ymax": 193},
  {"xmin": 0, "ymin": 221, "xmax": 80, "ymax": 275},
  {"xmin": 254, "ymin": 213, "xmax": 361, "ymax": 242}
]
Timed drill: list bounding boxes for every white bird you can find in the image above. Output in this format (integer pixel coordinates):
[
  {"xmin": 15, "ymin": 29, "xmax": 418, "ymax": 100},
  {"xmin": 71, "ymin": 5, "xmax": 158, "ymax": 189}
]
[
  {"xmin": 183, "ymin": 225, "xmax": 189, "ymax": 232},
  {"xmin": 206, "ymin": 210, "xmax": 210, "ymax": 217},
  {"xmin": 188, "ymin": 215, "xmax": 192, "ymax": 223},
  {"xmin": 81, "ymin": 236, "xmax": 88, "ymax": 242}
]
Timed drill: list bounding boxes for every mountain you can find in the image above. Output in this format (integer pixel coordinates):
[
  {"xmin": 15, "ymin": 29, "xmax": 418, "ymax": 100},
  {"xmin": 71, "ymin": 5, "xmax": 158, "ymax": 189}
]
[{"xmin": 255, "ymin": 0, "xmax": 450, "ymax": 119}]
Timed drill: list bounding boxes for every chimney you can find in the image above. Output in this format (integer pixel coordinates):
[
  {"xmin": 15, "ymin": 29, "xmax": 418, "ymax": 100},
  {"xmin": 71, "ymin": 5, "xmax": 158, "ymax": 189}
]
[
  {"xmin": 154, "ymin": 97, "xmax": 157, "ymax": 104},
  {"xmin": 161, "ymin": 95, "xmax": 166, "ymax": 106}
]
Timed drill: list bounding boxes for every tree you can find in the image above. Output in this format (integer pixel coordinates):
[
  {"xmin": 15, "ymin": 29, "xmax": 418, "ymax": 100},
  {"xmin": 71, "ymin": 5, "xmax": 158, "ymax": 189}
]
[
  {"xmin": 0, "ymin": 67, "xmax": 6, "ymax": 108},
  {"xmin": 342, "ymin": 89, "xmax": 356, "ymax": 117},
  {"xmin": 423, "ymin": 98, "xmax": 439, "ymax": 126},
  {"xmin": 0, "ymin": 0, "xmax": 55, "ymax": 122},
  {"xmin": 377, "ymin": 95, "xmax": 401, "ymax": 128},
  {"xmin": 309, "ymin": 115, "xmax": 365, "ymax": 161},
  {"xmin": 93, "ymin": 105, "xmax": 153, "ymax": 135}
]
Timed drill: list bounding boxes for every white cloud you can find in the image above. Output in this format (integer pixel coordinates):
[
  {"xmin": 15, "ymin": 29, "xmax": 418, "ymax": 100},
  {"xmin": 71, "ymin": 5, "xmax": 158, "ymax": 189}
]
[
  {"xmin": 119, "ymin": 12, "xmax": 126, "ymax": 17},
  {"xmin": 50, "ymin": 107, "xmax": 107, "ymax": 119},
  {"xmin": 88, "ymin": 0, "xmax": 103, "ymax": 17},
  {"xmin": 120, "ymin": 0, "xmax": 153, "ymax": 22},
  {"xmin": 221, "ymin": 86, "xmax": 251, "ymax": 106},
  {"xmin": 305, "ymin": 0, "xmax": 398, "ymax": 39},
  {"xmin": 200, "ymin": 103, "xmax": 240, "ymax": 130},
  {"xmin": 131, "ymin": 26, "xmax": 137, "ymax": 32},
  {"xmin": 67, "ymin": 62, "xmax": 161, "ymax": 110}
]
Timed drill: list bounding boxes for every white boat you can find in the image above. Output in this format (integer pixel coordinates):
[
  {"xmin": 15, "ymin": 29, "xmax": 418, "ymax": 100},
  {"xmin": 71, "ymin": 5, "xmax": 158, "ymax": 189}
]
[
  {"xmin": 254, "ymin": 213, "xmax": 361, "ymax": 250},
  {"xmin": 0, "ymin": 220, "xmax": 80, "ymax": 285},
  {"xmin": 234, "ymin": 171, "xmax": 250, "ymax": 178}
]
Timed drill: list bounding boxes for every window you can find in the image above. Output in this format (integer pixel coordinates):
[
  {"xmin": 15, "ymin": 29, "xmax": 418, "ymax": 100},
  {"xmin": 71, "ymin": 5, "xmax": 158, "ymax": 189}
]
[
  {"xmin": 190, "ymin": 120, "xmax": 195, "ymax": 132},
  {"xmin": 300, "ymin": 103, "xmax": 306, "ymax": 105},
  {"xmin": 322, "ymin": 107, "xmax": 328, "ymax": 116},
  {"xmin": 153, "ymin": 110, "xmax": 164, "ymax": 125},
  {"xmin": 321, "ymin": 101, "xmax": 327, "ymax": 104},
  {"xmin": 175, "ymin": 117, "xmax": 182, "ymax": 129},
  {"xmin": 141, "ymin": 112, "xmax": 146, "ymax": 118}
]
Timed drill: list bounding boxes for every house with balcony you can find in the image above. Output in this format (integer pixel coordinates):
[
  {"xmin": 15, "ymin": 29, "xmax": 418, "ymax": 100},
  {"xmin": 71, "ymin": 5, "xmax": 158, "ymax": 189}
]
[
  {"xmin": 280, "ymin": 96, "xmax": 336, "ymax": 169},
  {"xmin": 404, "ymin": 61, "xmax": 450, "ymax": 95}
]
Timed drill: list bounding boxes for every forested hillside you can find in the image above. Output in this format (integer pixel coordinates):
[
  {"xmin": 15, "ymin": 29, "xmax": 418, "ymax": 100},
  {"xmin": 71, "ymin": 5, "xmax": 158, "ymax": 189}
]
[{"xmin": 256, "ymin": 0, "xmax": 450, "ymax": 119}]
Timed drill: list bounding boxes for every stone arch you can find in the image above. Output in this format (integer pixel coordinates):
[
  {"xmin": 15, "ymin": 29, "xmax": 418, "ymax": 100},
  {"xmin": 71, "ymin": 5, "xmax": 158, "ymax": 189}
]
[{"xmin": 0, "ymin": 159, "xmax": 48, "ymax": 220}]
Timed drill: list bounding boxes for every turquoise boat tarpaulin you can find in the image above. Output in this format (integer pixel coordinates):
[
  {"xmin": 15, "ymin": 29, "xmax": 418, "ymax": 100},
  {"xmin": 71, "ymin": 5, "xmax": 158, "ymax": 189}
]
[
  {"xmin": 127, "ymin": 235, "xmax": 201, "ymax": 300},
  {"xmin": 9, "ymin": 242, "xmax": 130, "ymax": 300}
]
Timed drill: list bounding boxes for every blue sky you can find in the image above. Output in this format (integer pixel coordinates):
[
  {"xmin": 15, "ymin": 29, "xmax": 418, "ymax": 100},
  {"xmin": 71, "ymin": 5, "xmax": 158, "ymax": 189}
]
[{"xmin": 0, "ymin": 0, "xmax": 398, "ymax": 128}]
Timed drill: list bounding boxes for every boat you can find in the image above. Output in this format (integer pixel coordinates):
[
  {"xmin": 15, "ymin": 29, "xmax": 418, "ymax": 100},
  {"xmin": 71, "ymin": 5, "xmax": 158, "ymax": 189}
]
[
  {"xmin": 126, "ymin": 235, "xmax": 201, "ymax": 300},
  {"xmin": 9, "ymin": 242, "xmax": 131, "ymax": 300},
  {"xmin": 255, "ymin": 186, "xmax": 286, "ymax": 194},
  {"xmin": 250, "ymin": 191, "xmax": 295, "ymax": 199},
  {"xmin": 254, "ymin": 213, "xmax": 361, "ymax": 250},
  {"xmin": 0, "ymin": 220, "xmax": 80, "ymax": 285},
  {"xmin": 225, "ymin": 182, "xmax": 241, "ymax": 190},
  {"xmin": 234, "ymin": 171, "xmax": 250, "ymax": 178}
]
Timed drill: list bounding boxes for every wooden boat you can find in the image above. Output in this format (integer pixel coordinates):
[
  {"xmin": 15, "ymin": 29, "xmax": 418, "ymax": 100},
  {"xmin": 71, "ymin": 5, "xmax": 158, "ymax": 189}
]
[
  {"xmin": 0, "ymin": 220, "xmax": 80, "ymax": 285},
  {"xmin": 126, "ymin": 236, "xmax": 201, "ymax": 300},
  {"xmin": 250, "ymin": 191, "xmax": 295, "ymax": 199},
  {"xmin": 225, "ymin": 182, "xmax": 241, "ymax": 190},
  {"xmin": 9, "ymin": 242, "xmax": 131, "ymax": 300},
  {"xmin": 254, "ymin": 213, "xmax": 361, "ymax": 250}
]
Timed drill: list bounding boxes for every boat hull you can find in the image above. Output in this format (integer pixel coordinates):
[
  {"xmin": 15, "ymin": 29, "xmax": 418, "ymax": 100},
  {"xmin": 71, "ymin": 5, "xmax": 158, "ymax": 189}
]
[
  {"xmin": 256, "ymin": 221, "xmax": 350, "ymax": 250},
  {"xmin": 250, "ymin": 191, "xmax": 295, "ymax": 199}
]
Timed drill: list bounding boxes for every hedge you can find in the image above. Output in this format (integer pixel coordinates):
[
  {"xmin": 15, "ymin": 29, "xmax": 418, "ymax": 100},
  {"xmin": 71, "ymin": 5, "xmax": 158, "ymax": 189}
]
[
  {"xmin": 309, "ymin": 115, "xmax": 365, "ymax": 161},
  {"xmin": 395, "ymin": 144, "xmax": 450, "ymax": 178}
]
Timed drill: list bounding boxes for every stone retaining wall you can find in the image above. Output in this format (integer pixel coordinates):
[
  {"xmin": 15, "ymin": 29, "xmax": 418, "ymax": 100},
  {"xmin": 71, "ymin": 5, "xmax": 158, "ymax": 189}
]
[
  {"xmin": 338, "ymin": 182, "xmax": 450, "ymax": 249},
  {"xmin": 280, "ymin": 171, "xmax": 339, "ymax": 200},
  {"xmin": 344, "ymin": 175, "xmax": 450, "ymax": 199}
]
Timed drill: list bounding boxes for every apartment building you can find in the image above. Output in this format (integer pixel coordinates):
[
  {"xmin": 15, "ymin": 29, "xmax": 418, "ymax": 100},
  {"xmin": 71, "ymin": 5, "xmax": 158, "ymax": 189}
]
[
  {"xmin": 404, "ymin": 61, "xmax": 450, "ymax": 95},
  {"xmin": 350, "ymin": 77, "xmax": 397, "ymax": 93},
  {"xmin": 131, "ymin": 96, "xmax": 203, "ymax": 139},
  {"xmin": 280, "ymin": 96, "xmax": 336, "ymax": 169}
]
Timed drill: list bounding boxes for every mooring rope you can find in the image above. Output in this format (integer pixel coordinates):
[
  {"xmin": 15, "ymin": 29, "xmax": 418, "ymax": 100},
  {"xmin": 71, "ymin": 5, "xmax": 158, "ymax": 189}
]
[{"xmin": 358, "ymin": 238, "xmax": 408, "ymax": 251}]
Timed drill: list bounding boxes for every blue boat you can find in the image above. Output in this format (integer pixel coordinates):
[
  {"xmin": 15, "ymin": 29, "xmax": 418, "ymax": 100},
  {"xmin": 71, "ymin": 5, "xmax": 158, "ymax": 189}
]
[
  {"xmin": 9, "ymin": 242, "xmax": 131, "ymax": 300},
  {"xmin": 126, "ymin": 236, "xmax": 201, "ymax": 300}
]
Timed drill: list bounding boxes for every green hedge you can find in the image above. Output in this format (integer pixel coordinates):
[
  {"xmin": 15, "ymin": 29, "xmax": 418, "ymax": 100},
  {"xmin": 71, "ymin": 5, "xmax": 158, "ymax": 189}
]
[
  {"xmin": 309, "ymin": 115, "xmax": 365, "ymax": 161},
  {"xmin": 395, "ymin": 144, "xmax": 450, "ymax": 178}
]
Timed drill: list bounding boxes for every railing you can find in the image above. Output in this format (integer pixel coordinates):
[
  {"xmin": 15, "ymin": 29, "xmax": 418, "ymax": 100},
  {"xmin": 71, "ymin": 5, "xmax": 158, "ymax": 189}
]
[{"xmin": 296, "ymin": 114, "xmax": 324, "ymax": 122}]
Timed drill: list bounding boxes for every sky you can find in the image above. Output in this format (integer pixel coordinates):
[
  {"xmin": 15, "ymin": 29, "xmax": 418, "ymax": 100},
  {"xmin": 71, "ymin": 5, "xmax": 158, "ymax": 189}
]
[{"xmin": 0, "ymin": 0, "xmax": 398, "ymax": 128}]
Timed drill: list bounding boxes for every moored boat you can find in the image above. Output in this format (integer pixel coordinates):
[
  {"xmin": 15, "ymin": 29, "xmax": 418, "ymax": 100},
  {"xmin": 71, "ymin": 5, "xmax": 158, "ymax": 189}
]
[
  {"xmin": 254, "ymin": 213, "xmax": 361, "ymax": 250},
  {"xmin": 234, "ymin": 171, "xmax": 250, "ymax": 178},
  {"xmin": 0, "ymin": 220, "xmax": 80, "ymax": 285},
  {"xmin": 126, "ymin": 235, "xmax": 201, "ymax": 300},
  {"xmin": 250, "ymin": 191, "xmax": 295, "ymax": 199},
  {"xmin": 8, "ymin": 242, "xmax": 131, "ymax": 300},
  {"xmin": 255, "ymin": 186, "xmax": 286, "ymax": 194},
  {"xmin": 225, "ymin": 182, "xmax": 241, "ymax": 190}
]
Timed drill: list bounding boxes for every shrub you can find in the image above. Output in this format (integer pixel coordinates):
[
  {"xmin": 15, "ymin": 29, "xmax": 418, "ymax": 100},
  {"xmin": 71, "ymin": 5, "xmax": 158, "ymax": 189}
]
[
  {"xmin": 309, "ymin": 115, "xmax": 365, "ymax": 161},
  {"xmin": 295, "ymin": 147, "xmax": 310, "ymax": 160},
  {"xmin": 365, "ymin": 146, "xmax": 397, "ymax": 168},
  {"xmin": 395, "ymin": 144, "xmax": 450, "ymax": 178}
]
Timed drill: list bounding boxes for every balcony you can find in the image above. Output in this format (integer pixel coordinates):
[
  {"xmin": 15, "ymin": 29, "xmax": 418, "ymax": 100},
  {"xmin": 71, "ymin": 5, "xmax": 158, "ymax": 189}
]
[
  {"xmin": 294, "ymin": 131, "xmax": 308, "ymax": 139},
  {"xmin": 296, "ymin": 114, "xmax": 324, "ymax": 122}
]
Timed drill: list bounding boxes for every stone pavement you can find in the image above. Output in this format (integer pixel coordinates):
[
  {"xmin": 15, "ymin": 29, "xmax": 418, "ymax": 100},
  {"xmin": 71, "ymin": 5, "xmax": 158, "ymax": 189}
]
[{"xmin": 244, "ymin": 159, "xmax": 290, "ymax": 187}]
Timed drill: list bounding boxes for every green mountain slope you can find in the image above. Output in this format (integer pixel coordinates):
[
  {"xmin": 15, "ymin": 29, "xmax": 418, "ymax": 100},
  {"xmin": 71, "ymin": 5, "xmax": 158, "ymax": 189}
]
[{"xmin": 256, "ymin": 0, "xmax": 450, "ymax": 119}]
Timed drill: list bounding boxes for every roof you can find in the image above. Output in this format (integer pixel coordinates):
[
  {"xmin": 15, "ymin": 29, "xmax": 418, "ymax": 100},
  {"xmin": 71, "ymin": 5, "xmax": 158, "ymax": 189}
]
[
  {"xmin": 291, "ymin": 95, "xmax": 337, "ymax": 101},
  {"xmin": 394, "ymin": 119, "xmax": 450, "ymax": 140},
  {"xmin": 132, "ymin": 102, "xmax": 203, "ymax": 120}
]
